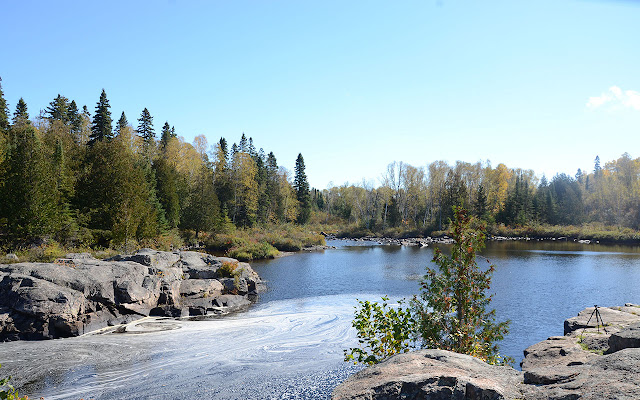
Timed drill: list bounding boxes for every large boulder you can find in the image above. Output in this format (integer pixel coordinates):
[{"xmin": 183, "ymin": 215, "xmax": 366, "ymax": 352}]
[{"xmin": 0, "ymin": 250, "xmax": 264, "ymax": 341}]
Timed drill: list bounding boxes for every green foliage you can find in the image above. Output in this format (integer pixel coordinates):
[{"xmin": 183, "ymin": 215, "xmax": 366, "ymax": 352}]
[
  {"xmin": 12, "ymin": 98, "xmax": 29, "ymax": 126},
  {"xmin": 217, "ymin": 260, "xmax": 239, "ymax": 278},
  {"xmin": 294, "ymin": 153, "xmax": 311, "ymax": 224},
  {"xmin": 411, "ymin": 207, "xmax": 511, "ymax": 364},
  {"xmin": 89, "ymin": 89, "xmax": 112, "ymax": 145},
  {"xmin": 227, "ymin": 240, "xmax": 279, "ymax": 261},
  {"xmin": 137, "ymin": 107, "xmax": 155, "ymax": 145},
  {"xmin": 0, "ymin": 363, "xmax": 27, "ymax": 400},
  {"xmin": 344, "ymin": 208, "xmax": 511, "ymax": 366},
  {"xmin": 0, "ymin": 77, "xmax": 9, "ymax": 134},
  {"xmin": 344, "ymin": 296, "xmax": 417, "ymax": 365}
]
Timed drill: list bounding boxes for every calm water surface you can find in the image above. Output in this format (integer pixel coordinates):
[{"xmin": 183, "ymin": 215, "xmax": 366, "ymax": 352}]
[{"xmin": 2, "ymin": 240, "xmax": 640, "ymax": 399}]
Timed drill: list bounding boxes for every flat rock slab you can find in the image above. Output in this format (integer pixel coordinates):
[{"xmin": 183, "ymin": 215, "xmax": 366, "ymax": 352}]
[
  {"xmin": 332, "ymin": 349, "xmax": 526, "ymax": 400},
  {"xmin": 334, "ymin": 305, "xmax": 640, "ymax": 400},
  {"xmin": 564, "ymin": 307, "xmax": 640, "ymax": 335}
]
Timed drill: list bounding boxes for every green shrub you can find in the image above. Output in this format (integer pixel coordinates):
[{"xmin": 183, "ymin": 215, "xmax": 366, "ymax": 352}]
[
  {"xmin": 344, "ymin": 208, "xmax": 511, "ymax": 366},
  {"xmin": 344, "ymin": 296, "xmax": 416, "ymax": 365},
  {"xmin": 228, "ymin": 241, "xmax": 279, "ymax": 261},
  {"xmin": 217, "ymin": 260, "xmax": 239, "ymax": 278},
  {"xmin": 0, "ymin": 363, "xmax": 28, "ymax": 400}
]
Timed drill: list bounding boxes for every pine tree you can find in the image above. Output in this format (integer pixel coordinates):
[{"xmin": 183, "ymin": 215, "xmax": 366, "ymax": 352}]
[
  {"xmin": 45, "ymin": 94, "xmax": 70, "ymax": 124},
  {"xmin": 115, "ymin": 112, "xmax": 129, "ymax": 136},
  {"xmin": 294, "ymin": 153, "xmax": 311, "ymax": 224},
  {"xmin": 89, "ymin": 89, "xmax": 113, "ymax": 146},
  {"xmin": 12, "ymin": 98, "xmax": 30, "ymax": 126},
  {"xmin": 137, "ymin": 108, "xmax": 155, "ymax": 144},
  {"xmin": 0, "ymin": 77, "xmax": 9, "ymax": 134}
]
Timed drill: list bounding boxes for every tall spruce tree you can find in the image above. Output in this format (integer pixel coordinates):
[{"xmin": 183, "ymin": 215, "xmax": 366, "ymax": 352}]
[
  {"xmin": 0, "ymin": 77, "xmax": 9, "ymax": 134},
  {"xmin": 160, "ymin": 122, "xmax": 172, "ymax": 150},
  {"xmin": 12, "ymin": 98, "xmax": 30, "ymax": 126},
  {"xmin": 67, "ymin": 100, "xmax": 82, "ymax": 139},
  {"xmin": 137, "ymin": 108, "xmax": 155, "ymax": 144},
  {"xmin": 294, "ymin": 153, "xmax": 311, "ymax": 224},
  {"xmin": 45, "ymin": 94, "xmax": 70, "ymax": 124},
  {"xmin": 89, "ymin": 89, "xmax": 113, "ymax": 146},
  {"xmin": 116, "ymin": 112, "xmax": 129, "ymax": 136}
]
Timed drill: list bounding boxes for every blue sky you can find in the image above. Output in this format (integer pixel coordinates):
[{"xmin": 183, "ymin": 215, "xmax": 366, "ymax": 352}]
[{"xmin": 2, "ymin": 0, "xmax": 639, "ymax": 189}]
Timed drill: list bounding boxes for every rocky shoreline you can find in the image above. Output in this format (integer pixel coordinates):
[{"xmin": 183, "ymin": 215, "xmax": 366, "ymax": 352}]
[
  {"xmin": 332, "ymin": 304, "xmax": 640, "ymax": 399},
  {"xmin": 0, "ymin": 249, "xmax": 264, "ymax": 341},
  {"xmin": 329, "ymin": 235, "xmax": 605, "ymax": 247}
]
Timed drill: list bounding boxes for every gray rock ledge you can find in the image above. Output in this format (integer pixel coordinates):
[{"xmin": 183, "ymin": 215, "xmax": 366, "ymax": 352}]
[{"xmin": 0, "ymin": 249, "xmax": 264, "ymax": 341}]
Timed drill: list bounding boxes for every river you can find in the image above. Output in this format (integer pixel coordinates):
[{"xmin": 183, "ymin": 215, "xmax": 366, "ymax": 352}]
[{"xmin": 2, "ymin": 239, "xmax": 640, "ymax": 399}]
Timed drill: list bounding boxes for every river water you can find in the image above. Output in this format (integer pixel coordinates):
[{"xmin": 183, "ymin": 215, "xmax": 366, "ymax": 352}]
[{"xmin": 2, "ymin": 239, "xmax": 640, "ymax": 399}]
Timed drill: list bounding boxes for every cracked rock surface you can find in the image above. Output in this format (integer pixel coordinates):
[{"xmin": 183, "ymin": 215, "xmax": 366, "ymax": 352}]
[
  {"xmin": 0, "ymin": 249, "xmax": 264, "ymax": 341},
  {"xmin": 332, "ymin": 304, "xmax": 640, "ymax": 400}
]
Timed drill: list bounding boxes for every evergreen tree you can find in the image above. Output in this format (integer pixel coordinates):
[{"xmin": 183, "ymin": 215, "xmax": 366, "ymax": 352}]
[
  {"xmin": 294, "ymin": 153, "xmax": 311, "ymax": 224},
  {"xmin": 12, "ymin": 98, "xmax": 30, "ymax": 126},
  {"xmin": 265, "ymin": 151, "xmax": 282, "ymax": 221},
  {"xmin": 154, "ymin": 157, "xmax": 180, "ymax": 228},
  {"xmin": 181, "ymin": 164, "xmax": 220, "ymax": 238},
  {"xmin": 137, "ymin": 108, "xmax": 155, "ymax": 144},
  {"xmin": 67, "ymin": 100, "xmax": 82, "ymax": 139},
  {"xmin": 0, "ymin": 124, "xmax": 56, "ymax": 242},
  {"xmin": 411, "ymin": 208, "xmax": 510, "ymax": 364},
  {"xmin": 45, "ymin": 94, "xmax": 70, "ymax": 123},
  {"xmin": 89, "ymin": 89, "xmax": 113, "ymax": 146},
  {"xmin": 0, "ymin": 77, "xmax": 9, "ymax": 134},
  {"xmin": 474, "ymin": 184, "xmax": 488, "ymax": 220},
  {"xmin": 594, "ymin": 155, "xmax": 602, "ymax": 179},
  {"xmin": 441, "ymin": 171, "xmax": 468, "ymax": 224},
  {"xmin": 214, "ymin": 138, "xmax": 232, "ymax": 218},
  {"xmin": 239, "ymin": 133, "xmax": 248, "ymax": 153},
  {"xmin": 160, "ymin": 122, "xmax": 172, "ymax": 150},
  {"xmin": 116, "ymin": 112, "xmax": 129, "ymax": 136}
]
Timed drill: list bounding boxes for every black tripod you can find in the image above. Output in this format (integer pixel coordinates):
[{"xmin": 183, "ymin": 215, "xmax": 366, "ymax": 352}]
[{"xmin": 581, "ymin": 305, "xmax": 608, "ymax": 337}]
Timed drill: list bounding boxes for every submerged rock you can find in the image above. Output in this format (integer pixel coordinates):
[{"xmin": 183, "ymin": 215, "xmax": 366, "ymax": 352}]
[{"xmin": 0, "ymin": 249, "xmax": 264, "ymax": 341}]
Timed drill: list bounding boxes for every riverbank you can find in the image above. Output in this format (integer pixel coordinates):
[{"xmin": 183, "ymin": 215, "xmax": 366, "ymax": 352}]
[
  {"xmin": 333, "ymin": 304, "xmax": 640, "ymax": 399},
  {"xmin": 330, "ymin": 221, "xmax": 640, "ymax": 246}
]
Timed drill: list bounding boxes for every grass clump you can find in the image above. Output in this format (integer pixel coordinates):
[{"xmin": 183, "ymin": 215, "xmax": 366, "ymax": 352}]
[
  {"xmin": 217, "ymin": 260, "xmax": 240, "ymax": 278},
  {"xmin": 228, "ymin": 241, "xmax": 279, "ymax": 261},
  {"xmin": 206, "ymin": 224, "xmax": 325, "ymax": 261}
]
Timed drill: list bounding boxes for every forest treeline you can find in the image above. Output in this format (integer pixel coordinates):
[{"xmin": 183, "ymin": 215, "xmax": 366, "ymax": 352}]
[
  {"xmin": 317, "ymin": 153, "xmax": 640, "ymax": 238},
  {"xmin": 1, "ymin": 77, "xmax": 640, "ymax": 252},
  {"xmin": 0, "ymin": 79, "xmax": 313, "ymax": 250}
]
